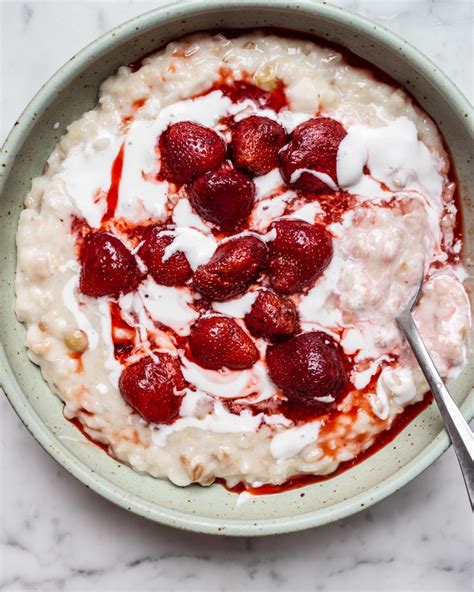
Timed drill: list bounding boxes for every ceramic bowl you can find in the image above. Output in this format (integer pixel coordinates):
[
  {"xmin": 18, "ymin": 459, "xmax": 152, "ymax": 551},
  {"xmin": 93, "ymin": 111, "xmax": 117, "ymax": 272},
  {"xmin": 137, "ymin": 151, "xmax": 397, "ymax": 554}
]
[{"xmin": 1, "ymin": 0, "xmax": 473, "ymax": 536}]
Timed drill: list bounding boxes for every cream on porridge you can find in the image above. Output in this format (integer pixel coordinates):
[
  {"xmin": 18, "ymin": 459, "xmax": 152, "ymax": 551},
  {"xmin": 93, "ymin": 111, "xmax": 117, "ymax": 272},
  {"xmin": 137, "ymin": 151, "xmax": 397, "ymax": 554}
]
[{"xmin": 15, "ymin": 31, "xmax": 471, "ymax": 489}]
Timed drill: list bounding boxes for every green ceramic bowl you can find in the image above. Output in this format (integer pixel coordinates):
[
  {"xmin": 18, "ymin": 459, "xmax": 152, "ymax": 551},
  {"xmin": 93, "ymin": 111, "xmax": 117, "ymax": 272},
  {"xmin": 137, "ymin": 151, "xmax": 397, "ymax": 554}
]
[{"xmin": 1, "ymin": 0, "xmax": 473, "ymax": 536}]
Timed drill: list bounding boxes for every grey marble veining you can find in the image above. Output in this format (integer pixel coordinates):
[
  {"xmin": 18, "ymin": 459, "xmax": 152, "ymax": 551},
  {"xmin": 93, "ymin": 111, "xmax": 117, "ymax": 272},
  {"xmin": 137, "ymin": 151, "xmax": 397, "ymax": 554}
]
[{"xmin": 1, "ymin": 1, "xmax": 473, "ymax": 591}]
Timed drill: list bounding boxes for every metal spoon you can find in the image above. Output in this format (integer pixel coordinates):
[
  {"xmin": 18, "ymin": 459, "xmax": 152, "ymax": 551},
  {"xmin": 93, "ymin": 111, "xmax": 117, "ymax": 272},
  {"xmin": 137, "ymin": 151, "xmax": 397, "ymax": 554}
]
[{"xmin": 396, "ymin": 269, "xmax": 474, "ymax": 508}]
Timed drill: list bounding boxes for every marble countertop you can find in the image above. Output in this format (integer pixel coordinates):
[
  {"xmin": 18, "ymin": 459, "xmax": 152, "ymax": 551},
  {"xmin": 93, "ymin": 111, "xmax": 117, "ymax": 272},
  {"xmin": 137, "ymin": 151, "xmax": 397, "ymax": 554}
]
[{"xmin": 1, "ymin": 1, "xmax": 472, "ymax": 590}]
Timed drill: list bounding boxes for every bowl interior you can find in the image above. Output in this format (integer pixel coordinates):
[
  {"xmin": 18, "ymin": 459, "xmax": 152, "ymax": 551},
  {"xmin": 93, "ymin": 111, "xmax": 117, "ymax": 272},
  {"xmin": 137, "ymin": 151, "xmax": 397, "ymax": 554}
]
[{"xmin": 1, "ymin": 0, "xmax": 473, "ymax": 535}]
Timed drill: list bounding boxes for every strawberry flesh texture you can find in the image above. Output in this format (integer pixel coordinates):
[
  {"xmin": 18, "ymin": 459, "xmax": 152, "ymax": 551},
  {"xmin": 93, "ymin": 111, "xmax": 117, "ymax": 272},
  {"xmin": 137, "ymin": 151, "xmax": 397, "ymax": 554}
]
[
  {"xmin": 244, "ymin": 289, "xmax": 299, "ymax": 341},
  {"xmin": 267, "ymin": 219, "xmax": 333, "ymax": 294},
  {"xmin": 189, "ymin": 316, "xmax": 259, "ymax": 370},
  {"xmin": 79, "ymin": 232, "xmax": 143, "ymax": 298},
  {"xmin": 266, "ymin": 331, "xmax": 348, "ymax": 415},
  {"xmin": 159, "ymin": 121, "xmax": 227, "ymax": 185},
  {"xmin": 119, "ymin": 353, "xmax": 185, "ymax": 424},
  {"xmin": 139, "ymin": 227, "xmax": 192, "ymax": 287},
  {"xmin": 280, "ymin": 117, "xmax": 347, "ymax": 194},
  {"xmin": 232, "ymin": 116, "xmax": 287, "ymax": 176},
  {"xmin": 189, "ymin": 163, "xmax": 255, "ymax": 233},
  {"xmin": 193, "ymin": 235, "xmax": 267, "ymax": 301}
]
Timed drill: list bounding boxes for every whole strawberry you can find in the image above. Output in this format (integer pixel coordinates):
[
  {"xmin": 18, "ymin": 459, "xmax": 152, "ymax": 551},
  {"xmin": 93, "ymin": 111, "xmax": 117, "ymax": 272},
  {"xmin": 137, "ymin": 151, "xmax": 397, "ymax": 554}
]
[
  {"xmin": 119, "ymin": 353, "xmax": 186, "ymax": 424},
  {"xmin": 139, "ymin": 226, "xmax": 192, "ymax": 287},
  {"xmin": 188, "ymin": 315, "xmax": 259, "ymax": 370},
  {"xmin": 244, "ymin": 289, "xmax": 300, "ymax": 341},
  {"xmin": 193, "ymin": 235, "xmax": 267, "ymax": 301},
  {"xmin": 266, "ymin": 219, "xmax": 333, "ymax": 294},
  {"xmin": 79, "ymin": 232, "xmax": 143, "ymax": 298},
  {"xmin": 159, "ymin": 121, "xmax": 227, "ymax": 184},
  {"xmin": 280, "ymin": 117, "xmax": 346, "ymax": 194},
  {"xmin": 266, "ymin": 331, "xmax": 348, "ymax": 415},
  {"xmin": 232, "ymin": 116, "xmax": 286, "ymax": 176},
  {"xmin": 189, "ymin": 163, "xmax": 255, "ymax": 233}
]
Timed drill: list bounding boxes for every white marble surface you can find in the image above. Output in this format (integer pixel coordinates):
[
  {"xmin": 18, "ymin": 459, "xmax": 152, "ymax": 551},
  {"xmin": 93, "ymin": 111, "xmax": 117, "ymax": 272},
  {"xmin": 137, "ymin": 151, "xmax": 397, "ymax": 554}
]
[{"xmin": 1, "ymin": 1, "xmax": 472, "ymax": 590}]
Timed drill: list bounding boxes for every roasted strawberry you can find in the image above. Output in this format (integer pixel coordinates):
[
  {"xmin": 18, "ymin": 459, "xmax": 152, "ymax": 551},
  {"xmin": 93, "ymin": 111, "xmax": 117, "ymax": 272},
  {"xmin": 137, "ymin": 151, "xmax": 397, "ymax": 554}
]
[
  {"xmin": 188, "ymin": 315, "xmax": 259, "ymax": 370},
  {"xmin": 219, "ymin": 81, "xmax": 287, "ymax": 112},
  {"xmin": 280, "ymin": 117, "xmax": 347, "ymax": 193},
  {"xmin": 266, "ymin": 219, "xmax": 333, "ymax": 294},
  {"xmin": 138, "ymin": 227, "xmax": 192, "ymax": 287},
  {"xmin": 266, "ymin": 331, "xmax": 347, "ymax": 414},
  {"xmin": 159, "ymin": 121, "xmax": 227, "ymax": 184},
  {"xmin": 232, "ymin": 116, "xmax": 286, "ymax": 176},
  {"xmin": 244, "ymin": 289, "xmax": 299, "ymax": 341},
  {"xmin": 189, "ymin": 163, "xmax": 255, "ymax": 233},
  {"xmin": 119, "ymin": 353, "xmax": 185, "ymax": 424},
  {"xmin": 79, "ymin": 232, "xmax": 143, "ymax": 298},
  {"xmin": 193, "ymin": 235, "xmax": 267, "ymax": 301}
]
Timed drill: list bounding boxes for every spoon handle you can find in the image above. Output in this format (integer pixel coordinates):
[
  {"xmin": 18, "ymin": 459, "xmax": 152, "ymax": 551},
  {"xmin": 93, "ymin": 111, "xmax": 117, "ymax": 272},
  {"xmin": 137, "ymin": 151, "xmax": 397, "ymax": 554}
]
[{"xmin": 396, "ymin": 311, "xmax": 474, "ymax": 509}]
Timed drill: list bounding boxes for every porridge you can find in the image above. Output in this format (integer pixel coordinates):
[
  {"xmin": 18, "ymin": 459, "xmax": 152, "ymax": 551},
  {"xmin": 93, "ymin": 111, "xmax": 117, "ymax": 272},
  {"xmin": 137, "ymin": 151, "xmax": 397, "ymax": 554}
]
[{"xmin": 15, "ymin": 31, "xmax": 471, "ymax": 489}]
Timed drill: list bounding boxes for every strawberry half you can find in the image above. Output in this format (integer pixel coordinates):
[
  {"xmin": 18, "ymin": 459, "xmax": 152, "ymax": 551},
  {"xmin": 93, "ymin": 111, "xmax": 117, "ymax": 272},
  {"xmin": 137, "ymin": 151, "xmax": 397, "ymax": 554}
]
[
  {"xmin": 266, "ymin": 219, "xmax": 333, "ymax": 294},
  {"xmin": 193, "ymin": 235, "xmax": 267, "ymax": 301},
  {"xmin": 232, "ymin": 116, "xmax": 286, "ymax": 176},
  {"xmin": 188, "ymin": 315, "xmax": 259, "ymax": 370},
  {"xmin": 280, "ymin": 117, "xmax": 347, "ymax": 194},
  {"xmin": 244, "ymin": 289, "xmax": 300, "ymax": 341},
  {"xmin": 266, "ymin": 331, "xmax": 348, "ymax": 415},
  {"xmin": 138, "ymin": 226, "xmax": 192, "ymax": 287},
  {"xmin": 119, "ymin": 353, "xmax": 185, "ymax": 424},
  {"xmin": 189, "ymin": 163, "xmax": 255, "ymax": 233},
  {"xmin": 159, "ymin": 121, "xmax": 227, "ymax": 185},
  {"xmin": 79, "ymin": 232, "xmax": 143, "ymax": 298},
  {"xmin": 219, "ymin": 81, "xmax": 287, "ymax": 112}
]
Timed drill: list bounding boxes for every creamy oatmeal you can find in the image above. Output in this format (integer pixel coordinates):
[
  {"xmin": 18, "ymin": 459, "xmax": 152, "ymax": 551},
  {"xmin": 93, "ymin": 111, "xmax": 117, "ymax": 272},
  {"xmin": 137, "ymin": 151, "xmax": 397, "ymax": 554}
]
[{"xmin": 15, "ymin": 31, "xmax": 471, "ymax": 489}]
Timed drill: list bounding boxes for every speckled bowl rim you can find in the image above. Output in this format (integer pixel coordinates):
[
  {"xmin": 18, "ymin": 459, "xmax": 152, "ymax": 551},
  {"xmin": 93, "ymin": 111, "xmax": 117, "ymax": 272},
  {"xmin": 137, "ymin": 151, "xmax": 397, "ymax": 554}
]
[{"xmin": 1, "ymin": 0, "xmax": 472, "ymax": 536}]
